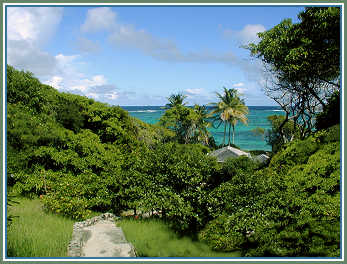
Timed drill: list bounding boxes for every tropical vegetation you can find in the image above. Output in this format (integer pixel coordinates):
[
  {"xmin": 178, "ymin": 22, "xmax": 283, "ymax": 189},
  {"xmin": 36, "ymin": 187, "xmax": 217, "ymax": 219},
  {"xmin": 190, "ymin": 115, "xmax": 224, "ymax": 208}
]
[
  {"xmin": 209, "ymin": 87, "xmax": 249, "ymax": 145},
  {"xmin": 6, "ymin": 6, "xmax": 341, "ymax": 258},
  {"xmin": 248, "ymin": 6, "xmax": 340, "ymax": 140}
]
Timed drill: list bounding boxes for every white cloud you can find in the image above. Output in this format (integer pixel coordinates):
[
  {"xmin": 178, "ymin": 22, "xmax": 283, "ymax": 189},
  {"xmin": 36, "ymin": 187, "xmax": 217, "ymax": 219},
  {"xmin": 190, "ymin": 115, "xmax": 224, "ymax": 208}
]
[
  {"xmin": 105, "ymin": 91, "xmax": 119, "ymax": 100},
  {"xmin": 224, "ymin": 24, "xmax": 266, "ymax": 44},
  {"xmin": 85, "ymin": 92, "xmax": 100, "ymax": 99},
  {"xmin": 50, "ymin": 53, "xmax": 86, "ymax": 84},
  {"xmin": 70, "ymin": 75, "xmax": 107, "ymax": 92},
  {"xmin": 108, "ymin": 24, "xmax": 176, "ymax": 53},
  {"xmin": 8, "ymin": 7, "xmax": 63, "ymax": 45},
  {"xmin": 79, "ymin": 8, "xmax": 248, "ymax": 69},
  {"xmin": 56, "ymin": 53, "xmax": 80, "ymax": 67},
  {"xmin": 232, "ymin": 82, "xmax": 244, "ymax": 87},
  {"xmin": 46, "ymin": 76, "xmax": 63, "ymax": 89},
  {"xmin": 7, "ymin": 7, "xmax": 63, "ymax": 77},
  {"xmin": 6, "ymin": 7, "xmax": 130, "ymax": 104},
  {"xmin": 185, "ymin": 88, "xmax": 204, "ymax": 95},
  {"xmin": 238, "ymin": 24, "xmax": 266, "ymax": 44},
  {"xmin": 7, "ymin": 40, "xmax": 58, "ymax": 77},
  {"xmin": 76, "ymin": 37, "xmax": 100, "ymax": 53},
  {"xmin": 81, "ymin": 7, "xmax": 117, "ymax": 33},
  {"xmin": 235, "ymin": 87, "xmax": 247, "ymax": 94}
]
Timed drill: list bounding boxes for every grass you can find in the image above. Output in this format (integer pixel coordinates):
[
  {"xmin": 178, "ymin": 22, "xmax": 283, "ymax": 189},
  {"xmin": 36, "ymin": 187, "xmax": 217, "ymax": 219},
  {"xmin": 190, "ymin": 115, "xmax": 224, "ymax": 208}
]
[
  {"xmin": 118, "ymin": 218, "xmax": 241, "ymax": 258},
  {"xmin": 7, "ymin": 196, "xmax": 75, "ymax": 257}
]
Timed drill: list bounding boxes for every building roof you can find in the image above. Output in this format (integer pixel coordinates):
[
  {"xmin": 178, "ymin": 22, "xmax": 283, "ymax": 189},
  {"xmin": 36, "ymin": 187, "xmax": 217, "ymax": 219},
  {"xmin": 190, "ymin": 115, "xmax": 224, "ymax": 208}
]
[
  {"xmin": 208, "ymin": 146, "xmax": 251, "ymax": 162},
  {"xmin": 253, "ymin": 154, "xmax": 270, "ymax": 164}
]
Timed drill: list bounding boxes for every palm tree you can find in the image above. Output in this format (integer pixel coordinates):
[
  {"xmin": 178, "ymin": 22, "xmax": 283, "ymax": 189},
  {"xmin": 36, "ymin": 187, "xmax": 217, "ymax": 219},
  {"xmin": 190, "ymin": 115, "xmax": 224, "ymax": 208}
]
[
  {"xmin": 209, "ymin": 87, "xmax": 249, "ymax": 146},
  {"xmin": 227, "ymin": 101, "xmax": 249, "ymax": 145},
  {"xmin": 192, "ymin": 105, "xmax": 211, "ymax": 145},
  {"xmin": 165, "ymin": 93, "xmax": 187, "ymax": 108}
]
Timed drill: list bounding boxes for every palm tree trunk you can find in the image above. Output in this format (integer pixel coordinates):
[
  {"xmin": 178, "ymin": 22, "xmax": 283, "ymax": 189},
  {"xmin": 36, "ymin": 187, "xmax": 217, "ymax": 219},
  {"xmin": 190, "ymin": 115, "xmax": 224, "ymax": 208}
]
[
  {"xmin": 228, "ymin": 122, "xmax": 231, "ymax": 146},
  {"xmin": 223, "ymin": 122, "xmax": 226, "ymax": 146},
  {"xmin": 232, "ymin": 124, "xmax": 235, "ymax": 145}
]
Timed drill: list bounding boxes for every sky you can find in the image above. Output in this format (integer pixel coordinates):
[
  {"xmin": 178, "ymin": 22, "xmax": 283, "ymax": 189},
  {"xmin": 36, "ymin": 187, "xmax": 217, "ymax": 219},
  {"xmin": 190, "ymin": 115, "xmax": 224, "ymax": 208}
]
[{"xmin": 6, "ymin": 5, "xmax": 305, "ymax": 106}]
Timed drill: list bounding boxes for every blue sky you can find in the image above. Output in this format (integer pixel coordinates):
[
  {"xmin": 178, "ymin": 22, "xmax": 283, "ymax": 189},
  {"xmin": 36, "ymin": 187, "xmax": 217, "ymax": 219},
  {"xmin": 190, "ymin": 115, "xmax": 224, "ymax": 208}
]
[{"xmin": 7, "ymin": 5, "xmax": 304, "ymax": 106}]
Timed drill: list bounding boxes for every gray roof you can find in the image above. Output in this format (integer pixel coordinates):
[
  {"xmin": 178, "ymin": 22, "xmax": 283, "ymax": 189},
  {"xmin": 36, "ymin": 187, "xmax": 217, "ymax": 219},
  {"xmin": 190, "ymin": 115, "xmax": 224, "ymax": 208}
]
[
  {"xmin": 208, "ymin": 146, "xmax": 251, "ymax": 162},
  {"xmin": 253, "ymin": 154, "xmax": 270, "ymax": 164}
]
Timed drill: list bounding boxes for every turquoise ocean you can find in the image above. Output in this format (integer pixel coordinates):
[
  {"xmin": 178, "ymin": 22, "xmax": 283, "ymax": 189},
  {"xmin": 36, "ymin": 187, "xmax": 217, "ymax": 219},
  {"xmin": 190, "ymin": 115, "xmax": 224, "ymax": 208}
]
[{"xmin": 121, "ymin": 106, "xmax": 285, "ymax": 151}]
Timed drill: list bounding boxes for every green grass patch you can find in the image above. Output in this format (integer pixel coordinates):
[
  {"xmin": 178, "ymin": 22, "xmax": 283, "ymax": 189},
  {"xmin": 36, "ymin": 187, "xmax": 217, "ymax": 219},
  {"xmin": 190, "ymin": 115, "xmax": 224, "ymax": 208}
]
[
  {"xmin": 7, "ymin": 196, "xmax": 75, "ymax": 257},
  {"xmin": 118, "ymin": 218, "xmax": 241, "ymax": 257}
]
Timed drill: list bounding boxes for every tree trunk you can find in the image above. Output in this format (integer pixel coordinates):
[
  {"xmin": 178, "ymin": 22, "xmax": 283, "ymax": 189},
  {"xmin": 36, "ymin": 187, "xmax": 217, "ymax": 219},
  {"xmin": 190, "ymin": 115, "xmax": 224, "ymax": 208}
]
[
  {"xmin": 228, "ymin": 122, "xmax": 231, "ymax": 146},
  {"xmin": 162, "ymin": 207, "xmax": 166, "ymax": 219},
  {"xmin": 232, "ymin": 124, "xmax": 235, "ymax": 145},
  {"xmin": 223, "ymin": 122, "xmax": 226, "ymax": 146}
]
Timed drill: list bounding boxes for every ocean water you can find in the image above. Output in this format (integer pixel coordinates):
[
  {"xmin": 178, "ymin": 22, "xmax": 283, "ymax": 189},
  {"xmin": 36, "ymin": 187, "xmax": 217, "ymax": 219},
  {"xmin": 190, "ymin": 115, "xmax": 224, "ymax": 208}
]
[{"xmin": 121, "ymin": 106, "xmax": 285, "ymax": 151}]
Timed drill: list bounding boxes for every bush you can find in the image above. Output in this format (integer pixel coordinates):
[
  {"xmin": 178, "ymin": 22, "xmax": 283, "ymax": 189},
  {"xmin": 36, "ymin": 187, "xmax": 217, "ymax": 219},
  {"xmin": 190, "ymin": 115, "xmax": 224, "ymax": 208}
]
[
  {"xmin": 55, "ymin": 95, "xmax": 85, "ymax": 132},
  {"xmin": 118, "ymin": 142, "xmax": 219, "ymax": 234},
  {"xmin": 42, "ymin": 171, "xmax": 119, "ymax": 220},
  {"xmin": 199, "ymin": 211, "xmax": 264, "ymax": 252}
]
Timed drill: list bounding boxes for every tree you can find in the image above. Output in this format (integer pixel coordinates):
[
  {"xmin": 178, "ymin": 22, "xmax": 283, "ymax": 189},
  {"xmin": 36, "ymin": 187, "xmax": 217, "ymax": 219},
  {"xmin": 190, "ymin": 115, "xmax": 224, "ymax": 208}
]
[
  {"xmin": 247, "ymin": 7, "xmax": 340, "ymax": 139},
  {"xmin": 55, "ymin": 94, "xmax": 85, "ymax": 133},
  {"xmin": 266, "ymin": 115, "xmax": 299, "ymax": 153},
  {"xmin": 165, "ymin": 93, "xmax": 188, "ymax": 108},
  {"xmin": 191, "ymin": 105, "xmax": 211, "ymax": 145},
  {"xmin": 209, "ymin": 100, "xmax": 228, "ymax": 146},
  {"xmin": 159, "ymin": 104, "xmax": 196, "ymax": 144},
  {"xmin": 209, "ymin": 88, "xmax": 248, "ymax": 145},
  {"xmin": 160, "ymin": 94, "xmax": 211, "ymax": 145},
  {"xmin": 315, "ymin": 90, "xmax": 340, "ymax": 130}
]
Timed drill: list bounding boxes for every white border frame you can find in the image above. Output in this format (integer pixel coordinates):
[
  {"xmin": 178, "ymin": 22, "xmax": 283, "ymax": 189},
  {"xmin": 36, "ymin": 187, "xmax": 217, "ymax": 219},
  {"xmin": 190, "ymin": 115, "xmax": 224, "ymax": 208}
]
[{"xmin": 2, "ymin": 2, "xmax": 344, "ymax": 262}]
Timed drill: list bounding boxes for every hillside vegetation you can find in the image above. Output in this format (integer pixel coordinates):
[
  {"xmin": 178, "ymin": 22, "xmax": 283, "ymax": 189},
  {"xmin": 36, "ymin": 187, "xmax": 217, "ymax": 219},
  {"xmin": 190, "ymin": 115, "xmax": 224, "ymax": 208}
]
[{"xmin": 7, "ymin": 65, "xmax": 340, "ymax": 257}]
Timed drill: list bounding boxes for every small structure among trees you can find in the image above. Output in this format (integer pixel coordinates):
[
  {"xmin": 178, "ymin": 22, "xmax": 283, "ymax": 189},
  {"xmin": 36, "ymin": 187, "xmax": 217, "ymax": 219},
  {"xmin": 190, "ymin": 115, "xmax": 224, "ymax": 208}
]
[{"xmin": 208, "ymin": 145, "xmax": 251, "ymax": 162}]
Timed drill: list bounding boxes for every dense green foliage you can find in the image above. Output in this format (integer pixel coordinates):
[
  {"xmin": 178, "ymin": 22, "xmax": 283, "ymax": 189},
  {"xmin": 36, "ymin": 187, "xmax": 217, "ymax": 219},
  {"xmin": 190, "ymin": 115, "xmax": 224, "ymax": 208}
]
[
  {"xmin": 7, "ymin": 58, "xmax": 340, "ymax": 258},
  {"xmin": 7, "ymin": 65, "xmax": 174, "ymax": 220},
  {"xmin": 206, "ymin": 10, "xmax": 342, "ymax": 253},
  {"xmin": 266, "ymin": 115, "xmax": 298, "ymax": 153},
  {"xmin": 7, "ymin": 66, "xmax": 218, "ymax": 232},
  {"xmin": 249, "ymin": 7, "xmax": 340, "ymax": 87},
  {"xmin": 200, "ymin": 125, "xmax": 340, "ymax": 257},
  {"xmin": 159, "ymin": 95, "xmax": 212, "ymax": 146},
  {"xmin": 248, "ymin": 7, "xmax": 340, "ymax": 138},
  {"xmin": 118, "ymin": 142, "xmax": 218, "ymax": 233},
  {"xmin": 315, "ymin": 91, "xmax": 340, "ymax": 131}
]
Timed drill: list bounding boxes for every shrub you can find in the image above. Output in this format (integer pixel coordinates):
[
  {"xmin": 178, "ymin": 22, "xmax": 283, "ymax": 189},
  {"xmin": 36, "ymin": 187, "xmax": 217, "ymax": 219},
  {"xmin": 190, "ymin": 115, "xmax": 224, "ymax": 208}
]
[
  {"xmin": 199, "ymin": 210, "xmax": 264, "ymax": 252},
  {"xmin": 55, "ymin": 95, "xmax": 85, "ymax": 132},
  {"xmin": 265, "ymin": 115, "xmax": 298, "ymax": 153},
  {"xmin": 118, "ymin": 142, "xmax": 219, "ymax": 234},
  {"xmin": 42, "ymin": 172, "xmax": 117, "ymax": 220}
]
